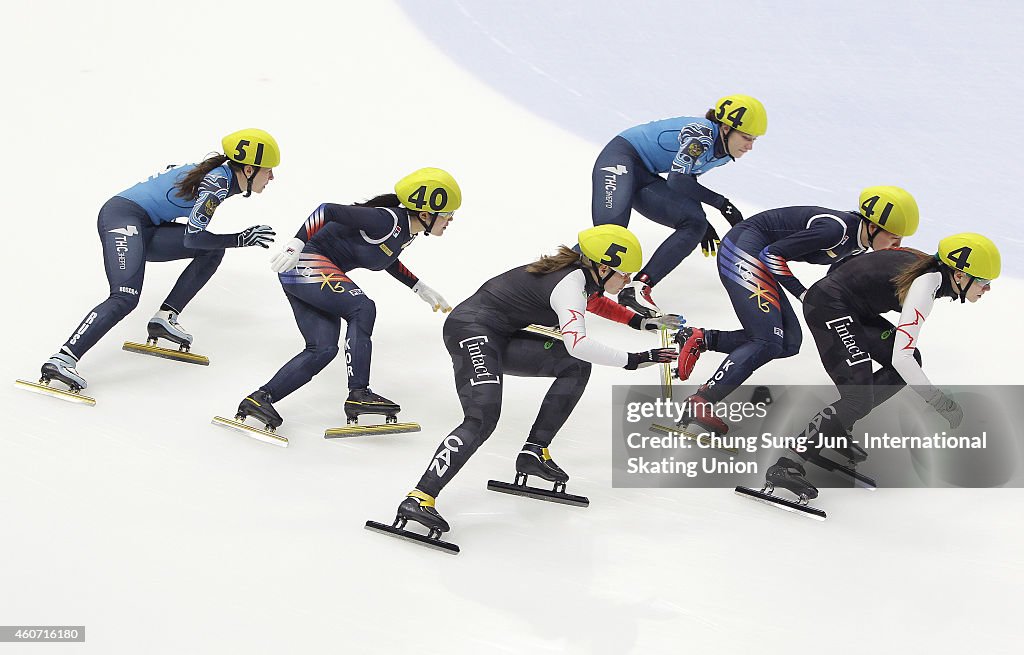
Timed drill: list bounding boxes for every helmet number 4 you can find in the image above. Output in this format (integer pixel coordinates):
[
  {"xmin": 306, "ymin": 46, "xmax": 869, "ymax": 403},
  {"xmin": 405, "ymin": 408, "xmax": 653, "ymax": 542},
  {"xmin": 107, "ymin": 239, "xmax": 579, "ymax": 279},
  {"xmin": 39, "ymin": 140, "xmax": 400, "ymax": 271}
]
[
  {"xmin": 601, "ymin": 242, "xmax": 627, "ymax": 268},
  {"xmin": 945, "ymin": 246, "xmax": 973, "ymax": 269},
  {"xmin": 716, "ymin": 100, "xmax": 747, "ymax": 129},
  {"xmin": 860, "ymin": 194, "xmax": 893, "ymax": 226},
  {"xmin": 233, "ymin": 139, "xmax": 266, "ymax": 166},
  {"xmin": 406, "ymin": 185, "xmax": 449, "ymax": 212}
]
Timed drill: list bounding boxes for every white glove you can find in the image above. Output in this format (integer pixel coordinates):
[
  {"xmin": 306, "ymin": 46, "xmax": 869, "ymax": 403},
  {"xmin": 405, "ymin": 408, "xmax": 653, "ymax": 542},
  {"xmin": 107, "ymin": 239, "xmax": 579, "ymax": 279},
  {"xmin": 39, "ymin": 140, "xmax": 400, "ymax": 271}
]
[
  {"xmin": 926, "ymin": 389, "xmax": 963, "ymax": 429},
  {"xmin": 412, "ymin": 280, "xmax": 452, "ymax": 313},
  {"xmin": 270, "ymin": 237, "xmax": 305, "ymax": 273},
  {"xmin": 639, "ymin": 314, "xmax": 685, "ymax": 331}
]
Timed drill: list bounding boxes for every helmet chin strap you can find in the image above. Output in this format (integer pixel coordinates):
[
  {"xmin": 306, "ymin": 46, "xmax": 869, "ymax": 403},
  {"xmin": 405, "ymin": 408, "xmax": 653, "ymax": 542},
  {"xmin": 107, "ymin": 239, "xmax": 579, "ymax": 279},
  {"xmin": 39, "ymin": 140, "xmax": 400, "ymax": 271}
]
[
  {"xmin": 952, "ymin": 273, "xmax": 974, "ymax": 304},
  {"xmin": 242, "ymin": 167, "xmax": 258, "ymax": 198},
  {"xmin": 414, "ymin": 211, "xmax": 438, "ymax": 236},
  {"xmin": 720, "ymin": 126, "xmax": 735, "ymax": 160},
  {"xmin": 587, "ymin": 259, "xmax": 617, "ymax": 291},
  {"xmin": 863, "ymin": 220, "xmax": 883, "ymax": 247}
]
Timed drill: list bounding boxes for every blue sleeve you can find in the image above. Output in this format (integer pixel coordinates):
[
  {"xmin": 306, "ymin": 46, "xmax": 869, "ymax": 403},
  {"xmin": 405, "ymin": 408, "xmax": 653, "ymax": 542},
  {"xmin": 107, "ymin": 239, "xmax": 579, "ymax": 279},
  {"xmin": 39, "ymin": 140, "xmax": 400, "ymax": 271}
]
[
  {"xmin": 294, "ymin": 204, "xmax": 396, "ymax": 242},
  {"xmin": 183, "ymin": 169, "xmax": 237, "ymax": 249},
  {"xmin": 667, "ymin": 122, "xmax": 727, "ymax": 209},
  {"xmin": 385, "ymin": 261, "xmax": 420, "ymax": 289},
  {"xmin": 760, "ymin": 217, "xmax": 849, "ymax": 298}
]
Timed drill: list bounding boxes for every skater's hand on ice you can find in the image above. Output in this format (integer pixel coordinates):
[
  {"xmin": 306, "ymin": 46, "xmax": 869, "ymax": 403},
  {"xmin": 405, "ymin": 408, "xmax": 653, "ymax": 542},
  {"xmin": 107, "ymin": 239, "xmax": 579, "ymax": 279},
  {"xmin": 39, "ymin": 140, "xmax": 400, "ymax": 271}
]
[
  {"xmin": 237, "ymin": 225, "xmax": 276, "ymax": 248},
  {"xmin": 638, "ymin": 314, "xmax": 686, "ymax": 331},
  {"xmin": 927, "ymin": 389, "xmax": 963, "ymax": 429},
  {"xmin": 625, "ymin": 347, "xmax": 678, "ymax": 370},
  {"xmin": 412, "ymin": 281, "xmax": 452, "ymax": 313},
  {"xmin": 720, "ymin": 199, "xmax": 744, "ymax": 226},
  {"xmin": 270, "ymin": 237, "xmax": 305, "ymax": 272},
  {"xmin": 700, "ymin": 223, "xmax": 721, "ymax": 257}
]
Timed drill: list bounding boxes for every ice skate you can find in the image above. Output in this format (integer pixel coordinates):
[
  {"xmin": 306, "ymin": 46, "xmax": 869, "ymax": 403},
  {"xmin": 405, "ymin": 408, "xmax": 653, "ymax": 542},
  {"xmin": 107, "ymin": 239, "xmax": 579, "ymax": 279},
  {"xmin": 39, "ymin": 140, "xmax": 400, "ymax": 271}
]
[
  {"xmin": 211, "ymin": 390, "xmax": 288, "ymax": 447},
  {"xmin": 678, "ymin": 393, "xmax": 729, "ymax": 439},
  {"xmin": 365, "ymin": 490, "xmax": 459, "ymax": 554},
  {"xmin": 617, "ymin": 278, "xmax": 662, "ymax": 318},
  {"xmin": 325, "ymin": 388, "xmax": 420, "ymax": 438},
  {"xmin": 801, "ymin": 447, "xmax": 876, "ymax": 490},
  {"xmin": 15, "ymin": 352, "xmax": 96, "ymax": 406},
  {"xmin": 735, "ymin": 457, "xmax": 826, "ymax": 520},
  {"xmin": 673, "ymin": 327, "xmax": 706, "ymax": 381},
  {"xmin": 487, "ymin": 443, "xmax": 589, "ymax": 507},
  {"xmin": 123, "ymin": 310, "xmax": 209, "ymax": 365}
]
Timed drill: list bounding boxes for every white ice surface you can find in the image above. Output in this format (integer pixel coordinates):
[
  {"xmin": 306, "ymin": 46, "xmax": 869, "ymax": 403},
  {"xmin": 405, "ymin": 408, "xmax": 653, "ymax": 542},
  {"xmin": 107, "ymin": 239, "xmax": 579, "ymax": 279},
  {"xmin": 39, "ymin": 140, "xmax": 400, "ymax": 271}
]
[{"xmin": 1, "ymin": 2, "xmax": 1022, "ymax": 654}]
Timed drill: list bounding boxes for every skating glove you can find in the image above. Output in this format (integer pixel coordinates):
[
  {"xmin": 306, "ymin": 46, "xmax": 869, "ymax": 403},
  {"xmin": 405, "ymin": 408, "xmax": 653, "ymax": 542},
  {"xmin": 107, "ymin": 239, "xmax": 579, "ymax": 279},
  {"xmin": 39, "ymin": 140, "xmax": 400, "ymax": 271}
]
[
  {"xmin": 412, "ymin": 280, "xmax": 452, "ymax": 313},
  {"xmin": 270, "ymin": 237, "xmax": 305, "ymax": 272},
  {"xmin": 631, "ymin": 314, "xmax": 686, "ymax": 331},
  {"xmin": 625, "ymin": 347, "xmax": 678, "ymax": 370},
  {"xmin": 237, "ymin": 225, "xmax": 276, "ymax": 249},
  {"xmin": 720, "ymin": 199, "xmax": 744, "ymax": 226},
  {"xmin": 926, "ymin": 389, "xmax": 963, "ymax": 429},
  {"xmin": 700, "ymin": 223, "xmax": 721, "ymax": 257}
]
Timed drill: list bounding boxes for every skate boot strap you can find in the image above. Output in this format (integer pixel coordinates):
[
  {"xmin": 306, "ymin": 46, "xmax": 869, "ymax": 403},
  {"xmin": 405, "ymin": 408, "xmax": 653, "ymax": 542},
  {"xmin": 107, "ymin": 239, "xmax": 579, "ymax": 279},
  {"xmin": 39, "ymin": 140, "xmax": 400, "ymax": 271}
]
[
  {"xmin": 245, "ymin": 395, "xmax": 266, "ymax": 407},
  {"xmin": 521, "ymin": 443, "xmax": 553, "ymax": 460},
  {"xmin": 407, "ymin": 489, "xmax": 437, "ymax": 507}
]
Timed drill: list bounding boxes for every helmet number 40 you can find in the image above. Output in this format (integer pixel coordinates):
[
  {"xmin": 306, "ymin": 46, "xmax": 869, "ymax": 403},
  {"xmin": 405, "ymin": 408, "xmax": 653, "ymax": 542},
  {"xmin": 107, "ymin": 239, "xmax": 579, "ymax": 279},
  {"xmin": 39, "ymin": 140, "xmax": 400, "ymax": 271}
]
[{"xmin": 406, "ymin": 185, "xmax": 449, "ymax": 212}]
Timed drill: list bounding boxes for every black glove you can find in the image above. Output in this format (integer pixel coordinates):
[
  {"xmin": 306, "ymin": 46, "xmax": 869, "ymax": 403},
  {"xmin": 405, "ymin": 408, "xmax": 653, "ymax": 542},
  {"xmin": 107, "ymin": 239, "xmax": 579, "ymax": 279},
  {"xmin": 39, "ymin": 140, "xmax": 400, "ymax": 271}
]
[
  {"xmin": 720, "ymin": 199, "xmax": 744, "ymax": 226},
  {"xmin": 700, "ymin": 223, "xmax": 720, "ymax": 257},
  {"xmin": 236, "ymin": 225, "xmax": 276, "ymax": 248},
  {"xmin": 625, "ymin": 347, "xmax": 679, "ymax": 370}
]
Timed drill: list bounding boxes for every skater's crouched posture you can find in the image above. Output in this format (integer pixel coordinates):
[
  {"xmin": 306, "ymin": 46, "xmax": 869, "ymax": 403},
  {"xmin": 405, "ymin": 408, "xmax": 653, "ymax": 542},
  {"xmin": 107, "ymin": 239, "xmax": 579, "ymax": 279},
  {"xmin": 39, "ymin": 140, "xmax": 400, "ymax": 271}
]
[
  {"xmin": 37, "ymin": 129, "xmax": 280, "ymax": 393},
  {"xmin": 382, "ymin": 225, "xmax": 680, "ymax": 546},
  {"xmin": 742, "ymin": 233, "xmax": 1001, "ymax": 517},
  {"xmin": 232, "ymin": 168, "xmax": 461, "ymax": 432}
]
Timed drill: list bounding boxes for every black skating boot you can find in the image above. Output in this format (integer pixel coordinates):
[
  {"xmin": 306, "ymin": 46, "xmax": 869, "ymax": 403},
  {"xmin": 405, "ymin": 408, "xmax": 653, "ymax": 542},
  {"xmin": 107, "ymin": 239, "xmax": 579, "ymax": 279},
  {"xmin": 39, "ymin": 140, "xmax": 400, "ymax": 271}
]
[
  {"xmin": 396, "ymin": 490, "xmax": 450, "ymax": 533},
  {"xmin": 765, "ymin": 457, "xmax": 819, "ymax": 501},
  {"xmin": 236, "ymin": 389, "xmax": 284, "ymax": 430},
  {"xmin": 345, "ymin": 387, "xmax": 401, "ymax": 424},
  {"xmin": 515, "ymin": 442, "xmax": 569, "ymax": 483},
  {"xmin": 41, "ymin": 351, "xmax": 87, "ymax": 390},
  {"xmin": 147, "ymin": 309, "xmax": 193, "ymax": 348}
]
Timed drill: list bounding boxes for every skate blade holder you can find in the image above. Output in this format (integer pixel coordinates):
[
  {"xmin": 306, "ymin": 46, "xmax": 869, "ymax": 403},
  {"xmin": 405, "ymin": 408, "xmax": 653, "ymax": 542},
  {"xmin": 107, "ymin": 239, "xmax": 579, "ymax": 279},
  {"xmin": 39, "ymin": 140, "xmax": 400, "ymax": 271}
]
[
  {"xmin": 486, "ymin": 473, "xmax": 590, "ymax": 507},
  {"xmin": 734, "ymin": 484, "xmax": 826, "ymax": 520},
  {"xmin": 325, "ymin": 421, "xmax": 421, "ymax": 438},
  {"xmin": 211, "ymin": 415, "xmax": 288, "ymax": 447},
  {"xmin": 14, "ymin": 379, "xmax": 97, "ymax": 406},
  {"xmin": 364, "ymin": 518, "xmax": 460, "ymax": 554},
  {"xmin": 122, "ymin": 341, "xmax": 210, "ymax": 366},
  {"xmin": 814, "ymin": 457, "xmax": 877, "ymax": 491}
]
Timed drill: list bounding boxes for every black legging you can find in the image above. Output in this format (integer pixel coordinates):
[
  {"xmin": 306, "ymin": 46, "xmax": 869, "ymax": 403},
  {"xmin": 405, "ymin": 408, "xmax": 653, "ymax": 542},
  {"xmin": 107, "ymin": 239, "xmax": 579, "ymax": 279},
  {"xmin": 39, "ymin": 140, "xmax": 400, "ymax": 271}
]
[
  {"xmin": 797, "ymin": 285, "xmax": 922, "ymax": 457},
  {"xmin": 415, "ymin": 315, "xmax": 592, "ymax": 497},
  {"xmin": 63, "ymin": 197, "xmax": 225, "ymax": 359}
]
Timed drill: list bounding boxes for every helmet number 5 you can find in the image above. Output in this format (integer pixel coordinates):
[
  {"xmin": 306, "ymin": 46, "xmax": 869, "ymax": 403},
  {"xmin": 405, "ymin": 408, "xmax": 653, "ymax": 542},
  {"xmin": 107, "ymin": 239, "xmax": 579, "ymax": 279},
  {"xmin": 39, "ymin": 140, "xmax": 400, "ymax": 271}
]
[{"xmin": 601, "ymin": 242, "xmax": 627, "ymax": 268}]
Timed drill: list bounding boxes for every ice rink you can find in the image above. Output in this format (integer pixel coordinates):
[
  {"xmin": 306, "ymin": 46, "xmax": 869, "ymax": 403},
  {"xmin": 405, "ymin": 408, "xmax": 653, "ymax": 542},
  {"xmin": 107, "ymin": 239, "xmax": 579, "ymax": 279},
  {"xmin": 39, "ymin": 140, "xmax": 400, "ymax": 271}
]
[{"xmin": 2, "ymin": 1, "xmax": 1022, "ymax": 653}]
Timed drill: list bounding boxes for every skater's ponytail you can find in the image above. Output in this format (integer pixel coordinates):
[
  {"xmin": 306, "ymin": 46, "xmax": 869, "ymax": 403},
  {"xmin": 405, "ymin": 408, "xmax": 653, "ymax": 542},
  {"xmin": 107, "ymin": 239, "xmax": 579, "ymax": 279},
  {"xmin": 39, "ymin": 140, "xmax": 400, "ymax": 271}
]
[
  {"xmin": 355, "ymin": 194, "xmax": 402, "ymax": 208},
  {"xmin": 892, "ymin": 248, "xmax": 941, "ymax": 304},
  {"xmin": 175, "ymin": 154, "xmax": 236, "ymax": 200},
  {"xmin": 527, "ymin": 246, "xmax": 583, "ymax": 274}
]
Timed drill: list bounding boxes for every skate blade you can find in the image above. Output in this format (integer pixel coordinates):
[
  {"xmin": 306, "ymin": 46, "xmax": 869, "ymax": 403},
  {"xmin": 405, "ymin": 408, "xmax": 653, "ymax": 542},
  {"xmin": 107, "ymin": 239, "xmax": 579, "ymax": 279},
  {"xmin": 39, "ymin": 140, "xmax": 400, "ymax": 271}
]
[
  {"xmin": 522, "ymin": 324, "xmax": 562, "ymax": 339},
  {"xmin": 734, "ymin": 486, "xmax": 826, "ymax": 520},
  {"xmin": 324, "ymin": 422, "xmax": 421, "ymax": 438},
  {"xmin": 14, "ymin": 379, "xmax": 96, "ymax": 406},
  {"xmin": 211, "ymin": 416, "xmax": 288, "ymax": 447},
  {"xmin": 122, "ymin": 341, "xmax": 210, "ymax": 366},
  {"xmin": 364, "ymin": 520, "xmax": 460, "ymax": 554},
  {"xmin": 486, "ymin": 480, "xmax": 590, "ymax": 507},
  {"xmin": 649, "ymin": 423, "xmax": 739, "ymax": 454},
  {"xmin": 659, "ymin": 326, "xmax": 673, "ymax": 400},
  {"xmin": 814, "ymin": 458, "xmax": 877, "ymax": 490}
]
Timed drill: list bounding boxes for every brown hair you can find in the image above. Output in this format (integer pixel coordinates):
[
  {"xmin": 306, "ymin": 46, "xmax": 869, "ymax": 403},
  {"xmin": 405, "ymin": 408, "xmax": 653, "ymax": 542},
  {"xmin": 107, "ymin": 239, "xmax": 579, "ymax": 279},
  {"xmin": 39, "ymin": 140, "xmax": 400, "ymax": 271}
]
[
  {"xmin": 355, "ymin": 193, "xmax": 402, "ymax": 209},
  {"xmin": 705, "ymin": 108, "xmax": 721, "ymax": 124},
  {"xmin": 891, "ymin": 248, "xmax": 941, "ymax": 304},
  {"xmin": 527, "ymin": 245, "xmax": 584, "ymax": 274},
  {"xmin": 174, "ymin": 154, "xmax": 239, "ymax": 200}
]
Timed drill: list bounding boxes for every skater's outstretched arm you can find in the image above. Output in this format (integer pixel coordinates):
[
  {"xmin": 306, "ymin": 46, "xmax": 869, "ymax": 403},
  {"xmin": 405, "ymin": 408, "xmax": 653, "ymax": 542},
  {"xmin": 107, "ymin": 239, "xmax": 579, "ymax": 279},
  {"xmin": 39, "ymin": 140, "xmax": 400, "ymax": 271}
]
[
  {"xmin": 891, "ymin": 271, "xmax": 942, "ymax": 398},
  {"xmin": 182, "ymin": 169, "xmax": 243, "ymax": 249},
  {"xmin": 585, "ymin": 294, "xmax": 683, "ymax": 331}
]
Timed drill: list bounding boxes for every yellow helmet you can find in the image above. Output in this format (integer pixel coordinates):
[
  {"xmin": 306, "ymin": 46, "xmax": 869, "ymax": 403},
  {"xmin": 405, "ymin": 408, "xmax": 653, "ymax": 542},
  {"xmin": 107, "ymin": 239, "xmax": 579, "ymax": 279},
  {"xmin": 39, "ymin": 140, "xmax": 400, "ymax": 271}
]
[
  {"xmin": 395, "ymin": 167, "xmax": 462, "ymax": 213},
  {"xmin": 938, "ymin": 233, "xmax": 1001, "ymax": 280},
  {"xmin": 222, "ymin": 128, "xmax": 280, "ymax": 168},
  {"xmin": 858, "ymin": 186, "xmax": 919, "ymax": 236},
  {"xmin": 577, "ymin": 225, "xmax": 643, "ymax": 273},
  {"xmin": 712, "ymin": 94, "xmax": 767, "ymax": 136}
]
